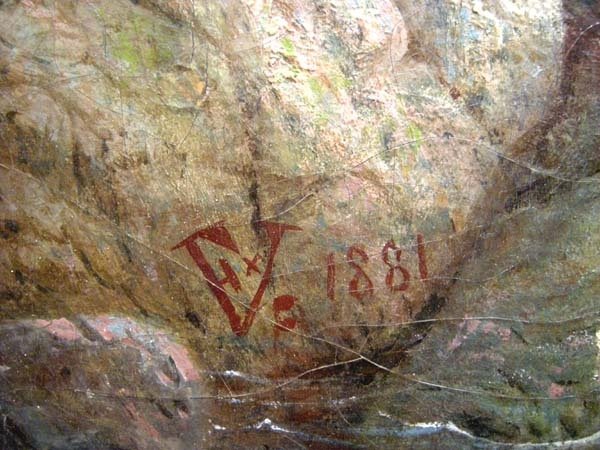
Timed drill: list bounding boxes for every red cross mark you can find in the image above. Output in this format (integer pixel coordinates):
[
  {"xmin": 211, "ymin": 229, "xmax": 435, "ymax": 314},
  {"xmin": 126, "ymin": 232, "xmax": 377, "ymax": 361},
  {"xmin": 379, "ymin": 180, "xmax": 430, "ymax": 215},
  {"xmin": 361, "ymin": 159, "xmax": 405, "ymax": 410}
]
[{"xmin": 243, "ymin": 253, "xmax": 262, "ymax": 276}]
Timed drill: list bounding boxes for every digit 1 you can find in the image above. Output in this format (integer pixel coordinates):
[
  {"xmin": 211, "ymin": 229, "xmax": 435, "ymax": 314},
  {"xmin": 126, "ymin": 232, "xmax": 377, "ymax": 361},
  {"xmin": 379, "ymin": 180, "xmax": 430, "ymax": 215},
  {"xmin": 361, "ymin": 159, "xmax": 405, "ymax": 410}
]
[
  {"xmin": 326, "ymin": 252, "xmax": 335, "ymax": 303},
  {"xmin": 417, "ymin": 233, "xmax": 428, "ymax": 281}
]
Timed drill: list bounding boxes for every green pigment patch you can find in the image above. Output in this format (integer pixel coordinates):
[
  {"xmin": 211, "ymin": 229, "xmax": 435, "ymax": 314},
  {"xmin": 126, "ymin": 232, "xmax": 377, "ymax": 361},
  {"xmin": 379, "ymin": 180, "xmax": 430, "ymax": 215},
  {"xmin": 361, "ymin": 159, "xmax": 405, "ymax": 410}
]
[
  {"xmin": 110, "ymin": 15, "xmax": 174, "ymax": 72},
  {"xmin": 308, "ymin": 77, "xmax": 324, "ymax": 101},
  {"xmin": 406, "ymin": 122, "xmax": 423, "ymax": 151},
  {"xmin": 280, "ymin": 37, "xmax": 296, "ymax": 58}
]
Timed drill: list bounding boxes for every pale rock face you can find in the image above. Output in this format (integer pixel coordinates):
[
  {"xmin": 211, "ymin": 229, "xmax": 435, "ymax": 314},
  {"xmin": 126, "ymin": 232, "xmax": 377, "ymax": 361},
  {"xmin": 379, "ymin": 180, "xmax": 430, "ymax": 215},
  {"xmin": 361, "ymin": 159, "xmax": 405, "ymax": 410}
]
[
  {"xmin": 395, "ymin": 0, "xmax": 564, "ymax": 146},
  {"xmin": 0, "ymin": 0, "xmax": 598, "ymax": 447},
  {"xmin": 0, "ymin": 0, "xmax": 506, "ymax": 362}
]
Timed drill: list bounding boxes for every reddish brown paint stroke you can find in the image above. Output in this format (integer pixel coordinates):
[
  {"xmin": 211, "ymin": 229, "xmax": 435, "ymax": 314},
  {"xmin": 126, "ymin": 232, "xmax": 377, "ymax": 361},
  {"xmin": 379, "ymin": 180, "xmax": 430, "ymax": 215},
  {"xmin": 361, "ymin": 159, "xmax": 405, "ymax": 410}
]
[
  {"xmin": 240, "ymin": 222, "xmax": 301, "ymax": 334},
  {"xmin": 218, "ymin": 258, "xmax": 242, "ymax": 292},
  {"xmin": 347, "ymin": 245, "xmax": 373, "ymax": 301},
  {"xmin": 382, "ymin": 240, "xmax": 410, "ymax": 291},
  {"xmin": 243, "ymin": 253, "xmax": 262, "ymax": 276},
  {"xmin": 174, "ymin": 222, "xmax": 428, "ymax": 336},
  {"xmin": 172, "ymin": 221, "xmax": 300, "ymax": 336},
  {"xmin": 172, "ymin": 236, "xmax": 243, "ymax": 335},
  {"xmin": 273, "ymin": 294, "xmax": 298, "ymax": 332},
  {"xmin": 172, "ymin": 221, "xmax": 240, "ymax": 254},
  {"xmin": 326, "ymin": 252, "xmax": 336, "ymax": 303},
  {"xmin": 417, "ymin": 233, "xmax": 428, "ymax": 281}
]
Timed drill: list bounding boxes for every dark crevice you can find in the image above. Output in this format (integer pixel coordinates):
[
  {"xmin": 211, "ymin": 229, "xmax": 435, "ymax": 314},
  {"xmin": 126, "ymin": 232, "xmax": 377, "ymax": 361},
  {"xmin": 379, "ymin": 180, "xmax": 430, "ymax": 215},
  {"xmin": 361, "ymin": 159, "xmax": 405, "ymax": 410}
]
[
  {"xmin": 73, "ymin": 248, "xmax": 110, "ymax": 289},
  {"xmin": 511, "ymin": 2, "xmax": 600, "ymax": 168},
  {"xmin": 185, "ymin": 310, "xmax": 206, "ymax": 334},
  {"xmin": 33, "ymin": 283, "xmax": 53, "ymax": 294},
  {"xmin": 503, "ymin": 178, "xmax": 572, "ymax": 213},
  {"xmin": 0, "ymin": 414, "xmax": 37, "ymax": 449},
  {"xmin": 455, "ymin": 411, "xmax": 520, "ymax": 440},
  {"xmin": 496, "ymin": 368, "xmax": 528, "ymax": 394},
  {"xmin": 381, "ymin": 293, "xmax": 447, "ymax": 357},
  {"xmin": 119, "ymin": 282, "xmax": 149, "ymax": 317},
  {"xmin": 133, "ymin": 0, "xmax": 187, "ymax": 26},
  {"xmin": 116, "ymin": 237, "xmax": 133, "ymax": 263},
  {"xmin": 316, "ymin": 293, "xmax": 448, "ymax": 383},
  {"xmin": 1, "ymin": 219, "xmax": 19, "ymax": 239},
  {"xmin": 71, "ymin": 141, "xmax": 86, "ymax": 192},
  {"xmin": 154, "ymin": 400, "xmax": 175, "ymax": 420},
  {"xmin": 0, "ymin": 290, "xmax": 21, "ymax": 301},
  {"xmin": 237, "ymin": 78, "xmax": 266, "ymax": 241},
  {"xmin": 248, "ymin": 177, "xmax": 262, "ymax": 236}
]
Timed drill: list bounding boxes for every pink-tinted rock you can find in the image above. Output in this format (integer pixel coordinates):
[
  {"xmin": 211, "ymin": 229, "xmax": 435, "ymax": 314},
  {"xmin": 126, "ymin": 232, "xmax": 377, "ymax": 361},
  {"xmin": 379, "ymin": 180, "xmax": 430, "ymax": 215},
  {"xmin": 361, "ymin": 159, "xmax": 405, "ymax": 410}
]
[
  {"xmin": 0, "ymin": 317, "xmax": 206, "ymax": 449},
  {"xmin": 154, "ymin": 337, "xmax": 200, "ymax": 383},
  {"xmin": 32, "ymin": 318, "xmax": 84, "ymax": 342}
]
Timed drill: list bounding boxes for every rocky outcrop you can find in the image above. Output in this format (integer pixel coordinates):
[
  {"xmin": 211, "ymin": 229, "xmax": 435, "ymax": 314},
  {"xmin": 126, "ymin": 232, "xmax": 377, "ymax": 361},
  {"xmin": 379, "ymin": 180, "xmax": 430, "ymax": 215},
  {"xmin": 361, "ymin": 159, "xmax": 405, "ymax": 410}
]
[
  {"xmin": 0, "ymin": 0, "xmax": 598, "ymax": 447},
  {"xmin": 0, "ymin": 317, "xmax": 204, "ymax": 449}
]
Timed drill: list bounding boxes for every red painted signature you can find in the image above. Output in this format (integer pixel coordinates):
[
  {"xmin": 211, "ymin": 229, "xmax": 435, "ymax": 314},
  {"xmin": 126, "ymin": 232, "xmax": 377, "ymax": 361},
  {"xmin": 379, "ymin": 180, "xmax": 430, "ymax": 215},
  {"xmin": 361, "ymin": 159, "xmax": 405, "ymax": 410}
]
[
  {"xmin": 172, "ymin": 221, "xmax": 300, "ymax": 337},
  {"xmin": 173, "ymin": 222, "xmax": 428, "ymax": 336}
]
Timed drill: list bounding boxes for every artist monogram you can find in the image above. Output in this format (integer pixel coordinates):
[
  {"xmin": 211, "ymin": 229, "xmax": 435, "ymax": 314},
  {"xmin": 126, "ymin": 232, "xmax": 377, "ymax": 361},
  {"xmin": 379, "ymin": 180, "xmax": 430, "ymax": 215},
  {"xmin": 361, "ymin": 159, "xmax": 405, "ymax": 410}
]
[{"xmin": 172, "ymin": 221, "xmax": 427, "ymax": 337}]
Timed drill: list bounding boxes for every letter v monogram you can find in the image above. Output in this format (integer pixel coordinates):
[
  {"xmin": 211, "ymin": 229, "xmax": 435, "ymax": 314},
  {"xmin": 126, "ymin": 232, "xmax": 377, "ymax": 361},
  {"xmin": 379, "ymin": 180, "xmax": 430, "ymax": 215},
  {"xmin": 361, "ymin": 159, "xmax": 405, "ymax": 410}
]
[{"xmin": 172, "ymin": 221, "xmax": 301, "ymax": 336}]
